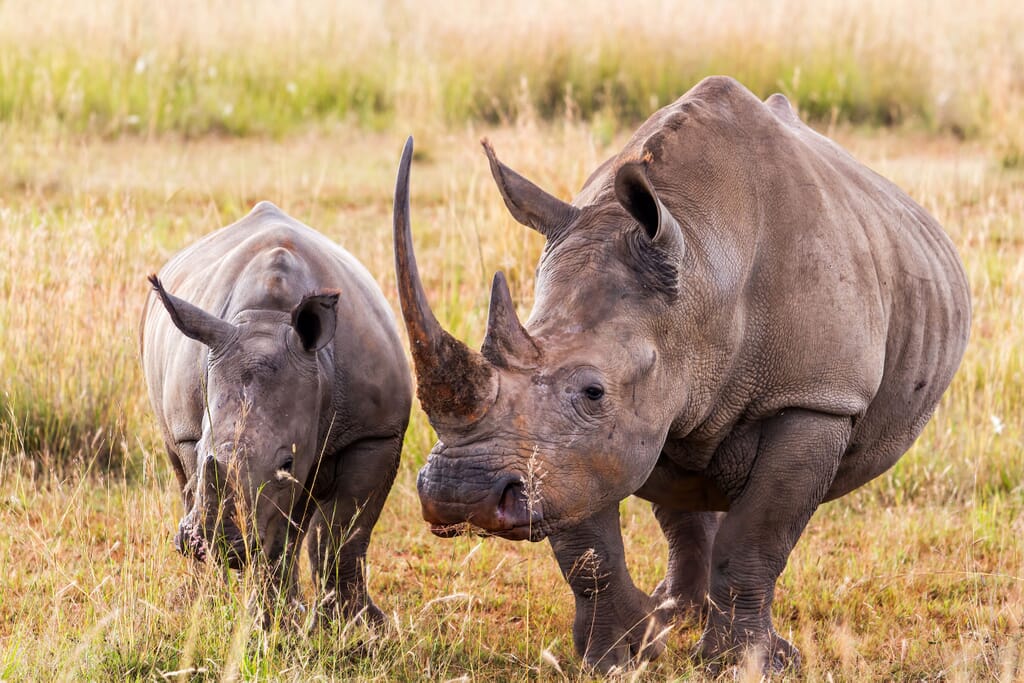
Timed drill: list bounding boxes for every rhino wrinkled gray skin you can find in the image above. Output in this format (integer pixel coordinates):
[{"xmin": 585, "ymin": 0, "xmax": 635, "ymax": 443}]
[
  {"xmin": 141, "ymin": 201, "xmax": 411, "ymax": 623},
  {"xmin": 394, "ymin": 77, "xmax": 970, "ymax": 672}
]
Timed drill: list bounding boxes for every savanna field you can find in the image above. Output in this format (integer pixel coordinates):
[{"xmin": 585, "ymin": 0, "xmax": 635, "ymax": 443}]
[{"xmin": 1, "ymin": 0, "xmax": 1023, "ymax": 680}]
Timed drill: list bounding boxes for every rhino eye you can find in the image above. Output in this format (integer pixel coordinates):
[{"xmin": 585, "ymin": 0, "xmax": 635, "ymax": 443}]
[
  {"xmin": 583, "ymin": 385, "xmax": 605, "ymax": 401},
  {"xmin": 279, "ymin": 457, "xmax": 294, "ymax": 473}
]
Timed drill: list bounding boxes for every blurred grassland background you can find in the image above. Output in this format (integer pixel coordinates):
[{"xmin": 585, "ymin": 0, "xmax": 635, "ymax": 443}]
[
  {"xmin": 1, "ymin": 0, "xmax": 1023, "ymax": 680},
  {"xmin": 0, "ymin": 0, "xmax": 1022, "ymax": 158}
]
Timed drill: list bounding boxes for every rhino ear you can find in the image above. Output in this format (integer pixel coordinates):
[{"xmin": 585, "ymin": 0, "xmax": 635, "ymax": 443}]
[
  {"xmin": 614, "ymin": 160, "xmax": 684, "ymax": 257},
  {"xmin": 482, "ymin": 138, "xmax": 580, "ymax": 239},
  {"xmin": 148, "ymin": 275, "xmax": 236, "ymax": 349},
  {"xmin": 291, "ymin": 290, "xmax": 339, "ymax": 352}
]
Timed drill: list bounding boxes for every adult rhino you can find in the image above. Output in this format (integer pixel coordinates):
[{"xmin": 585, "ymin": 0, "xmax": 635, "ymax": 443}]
[
  {"xmin": 393, "ymin": 76, "xmax": 970, "ymax": 672},
  {"xmin": 141, "ymin": 201, "xmax": 411, "ymax": 623}
]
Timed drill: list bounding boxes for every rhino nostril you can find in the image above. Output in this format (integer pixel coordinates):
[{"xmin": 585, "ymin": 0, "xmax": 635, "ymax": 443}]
[{"xmin": 496, "ymin": 479, "xmax": 527, "ymax": 524}]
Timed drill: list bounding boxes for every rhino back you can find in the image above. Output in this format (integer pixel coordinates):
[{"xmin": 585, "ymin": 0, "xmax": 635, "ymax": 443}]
[{"xmin": 142, "ymin": 201, "xmax": 410, "ymax": 451}]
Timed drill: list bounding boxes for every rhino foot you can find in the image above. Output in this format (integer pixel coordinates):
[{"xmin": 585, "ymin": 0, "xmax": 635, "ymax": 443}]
[
  {"xmin": 651, "ymin": 576, "xmax": 707, "ymax": 625},
  {"xmin": 550, "ymin": 505, "xmax": 671, "ymax": 673},
  {"xmin": 247, "ymin": 590, "xmax": 308, "ymax": 632},
  {"xmin": 312, "ymin": 590, "xmax": 389, "ymax": 631},
  {"xmin": 341, "ymin": 596, "xmax": 388, "ymax": 630},
  {"xmin": 574, "ymin": 584, "xmax": 670, "ymax": 673},
  {"xmin": 696, "ymin": 618, "xmax": 801, "ymax": 675},
  {"xmin": 357, "ymin": 599, "xmax": 387, "ymax": 627}
]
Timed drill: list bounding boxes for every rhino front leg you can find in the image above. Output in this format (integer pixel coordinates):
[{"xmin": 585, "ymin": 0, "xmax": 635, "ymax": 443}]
[
  {"xmin": 549, "ymin": 503, "xmax": 669, "ymax": 673},
  {"xmin": 702, "ymin": 409, "xmax": 850, "ymax": 672},
  {"xmin": 307, "ymin": 435, "xmax": 401, "ymax": 626},
  {"xmin": 250, "ymin": 542, "xmax": 306, "ymax": 629},
  {"xmin": 651, "ymin": 509, "xmax": 723, "ymax": 622}
]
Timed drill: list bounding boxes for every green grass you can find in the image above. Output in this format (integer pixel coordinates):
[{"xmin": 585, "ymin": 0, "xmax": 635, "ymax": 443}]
[{"xmin": 0, "ymin": 47, "xmax": 394, "ymax": 138}]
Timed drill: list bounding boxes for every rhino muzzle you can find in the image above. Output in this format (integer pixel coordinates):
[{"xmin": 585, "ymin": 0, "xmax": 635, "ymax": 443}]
[
  {"xmin": 174, "ymin": 505, "xmax": 252, "ymax": 568},
  {"xmin": 416, "ymin": 460, "xmax": 544, "ymax": 541},
  {"xmin": 174, "ymin": 517, "xmax": 209, "ymax": 561},
  {"xmin": 173, "ymin": 454, "xmax": 256, "ymax": 568}
]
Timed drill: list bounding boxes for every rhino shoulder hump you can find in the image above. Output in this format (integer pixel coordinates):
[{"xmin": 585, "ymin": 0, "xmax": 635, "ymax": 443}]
[
  {"xmin": 764, "ymin": 93, "xmax": 799, "ymax": 123},
  {"xmin": 247, "ymin": 200, "xmax": 286, "ymax": 219}
]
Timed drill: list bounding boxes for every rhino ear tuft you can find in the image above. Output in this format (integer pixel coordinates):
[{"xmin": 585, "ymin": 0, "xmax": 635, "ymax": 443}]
[
  {"xmin": 291, "ymin": 290, "xmax": 339, "ymax": 352},
  {"xmin": 614, "ymin": 160, "xmax": 684, "ymax": 256}
]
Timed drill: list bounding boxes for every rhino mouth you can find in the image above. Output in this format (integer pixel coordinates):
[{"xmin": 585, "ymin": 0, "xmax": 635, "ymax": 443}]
[
  {"xmin": 175, "ymin": 517, "xmax": 254, "ymax": 569},
  {"xmin": 174, "ymin": 523, "xmax": 209, "ymax": 562}
]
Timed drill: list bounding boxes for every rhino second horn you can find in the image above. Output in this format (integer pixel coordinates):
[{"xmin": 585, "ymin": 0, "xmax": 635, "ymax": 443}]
[
  {"xmin": 392, "ymin": 137, "xmax": 498, "ymax": 431},
  {"xmin": 481, "ymin": 271, "xmax": 539, "ymax": 368}
]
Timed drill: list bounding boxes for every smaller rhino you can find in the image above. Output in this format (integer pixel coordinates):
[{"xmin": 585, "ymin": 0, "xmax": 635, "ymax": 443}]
[{"xmin": 141, "ymin": 201, "xmax": 411, "ymax": 622}]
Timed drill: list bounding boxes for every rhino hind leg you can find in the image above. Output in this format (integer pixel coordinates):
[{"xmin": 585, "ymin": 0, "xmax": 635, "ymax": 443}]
[
  {"xmin": 651, "ymin": 508, "xmax": 723, "ymax": 622},
  {"xmin": 548, "ymin": 503, "xmax": 671, "ymax": 673},
  {"xmin": 307, "ymin": 435, "xmax": 401, "ymax": 627},
  {"xmin": 700, "ymin": 409, "xmax": 850, "ymax": 673}
]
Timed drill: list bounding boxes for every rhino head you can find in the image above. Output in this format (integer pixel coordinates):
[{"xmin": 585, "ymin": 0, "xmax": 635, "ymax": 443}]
[
  {"xmin": 394, "ymin": 137, "xmax": 684, "ymax": 541},
  {"xmin": 148, "ymin": 275, "xmax": 339, "ymax": 568}
]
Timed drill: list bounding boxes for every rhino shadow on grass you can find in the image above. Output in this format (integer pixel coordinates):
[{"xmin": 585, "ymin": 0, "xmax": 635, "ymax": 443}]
[
  {"xmin": 141, "ymin": 201, "xmax": 411, "ymax": 624},
  {"xmin": 393, "ymin": 76, "xmax": 970, "ymax": 673}
]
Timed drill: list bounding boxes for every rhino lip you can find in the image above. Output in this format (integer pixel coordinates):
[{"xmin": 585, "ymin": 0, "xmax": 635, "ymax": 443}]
[
  {"xmin": 428, "ymin": 520, "xmax": 546, "ymax": 542},
  {"xmin": 175, "ymin": 519, "xmax": 255, "ymax": 568},
  {"xmin": 491, "ymin": 523, "xmax": 544, "ymax": 541},
  {"xmin": 429, "ymin": 522, "xmax": 474, "ymax": 538}
]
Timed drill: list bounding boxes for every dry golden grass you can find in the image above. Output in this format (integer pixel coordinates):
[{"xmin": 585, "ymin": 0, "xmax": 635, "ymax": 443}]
[
  {"xmin": 0, "ymin": 113, "xmax": 1022, "ymax": 679},
  {"xmin": 1, "ymin": 2, "xmax": 1023, "ymax": 678}
]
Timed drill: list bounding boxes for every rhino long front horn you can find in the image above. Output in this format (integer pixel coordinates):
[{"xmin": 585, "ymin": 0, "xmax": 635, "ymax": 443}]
[
  {"xmin": 393, "ymin": 137, "xmax": 498, "ymax": 430},
  {"xmin": 148, "ymin": 275, "xmax": 237, "ymax": 349},
  {"xmin": 482, "ymin": 138, "xmax": 580, "ymax": 239}
]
